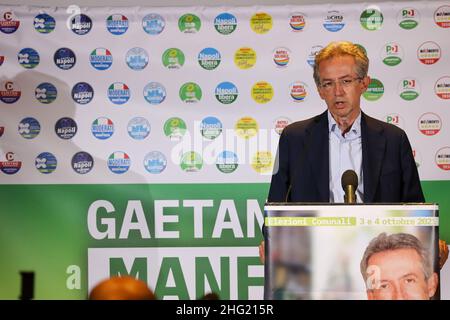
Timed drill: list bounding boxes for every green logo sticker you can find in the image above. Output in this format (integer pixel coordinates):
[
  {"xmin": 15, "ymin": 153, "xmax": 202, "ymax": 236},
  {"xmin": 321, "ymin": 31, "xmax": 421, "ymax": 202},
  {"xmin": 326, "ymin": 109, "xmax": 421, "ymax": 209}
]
[
  {"xmin": 178, "ymin": 14, "xmax": 201, "ymax": 33},
  {"xmin": 398, "ymin": 78, "xmax": 420, "ymax": 101},
  {"xmin": 381, "ymin": 42, "xmax": 403, "ymax": 66},
  {"xmin": 397, "ymin": 8, "xmax": 420, "ymax": 30},
  {"xmin": 180, "ymin": 151, "xmax": 203, "ymax": 172},
  {"xmin": 162, "ymin": 48, "xmax": 185, "ymax": 69},
  {"xmin": 363, "ymin": 78, "xmax": 384, "ymax": 101},
  {"xmin": 164, "ymin": 117, "xmax": 187, "ymax": 141},
  {"xmin": 360, "ymin": 8, "xmax": 384, "ymax": 30},
  {"xmin": 179, "ymin": 82, "xmax": 202, "ymax": 103}
]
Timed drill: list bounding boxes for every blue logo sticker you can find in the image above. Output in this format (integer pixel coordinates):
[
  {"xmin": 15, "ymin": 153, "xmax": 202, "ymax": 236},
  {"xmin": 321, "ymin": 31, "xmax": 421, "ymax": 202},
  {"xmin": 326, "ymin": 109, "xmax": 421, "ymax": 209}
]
[
  {"xmin": 71, "ymin": 14, "xmax": 92, "ymax": 35},
  {"xmin": 54, "ymin": 48, "xmax": 76, "ymax": 70},
  {"xmin": 35, "ymin": 82, "xmax": 57, "ymax": 104},
  {"xmin": 126, "ymin": 47, "xmax": 149, "ymax": 70},
  {"xmin": 92, "ymin": 117, "xmax": 114, "ymax": 140},
  {"xmin": 214, "ymin": 13, "xmax": 237, "ymax": 35},
  {"xmin": 0, "ymin": 81, "xmax": 21, "ymax": 104},
  {"xmin": 0, "ymin": 11, "xmax": 20, "ymax": 34},
  {"xmin": 127, "ymin": 117, "xmax": 151, "ymax": 140},
  {"xmin": 18, "ymin": 117, "xmax": 40, "ymax": 139},
  {"xmin": 0, "ymin": 152, "xmax": 22, "ymax": 174},
  {"xmin": 323, "ymin": 10, "xmax": 345, "ymax": 32},
  {"xmin": 216, "ymin": 151, "xmax": 238, "ymax": 173},
  {"xmin": 34, "ymin": 13, "xmax": 55, "ymax": 33},
  {"xmin": 144, "ymin": 151, "xmax": 167, "ymax": 174},
  {"xmin": 18, "ymin": 48, "xmax": 40, "ymax": 69},
  {"xmin": 143, "ymin": 82, "xmax": 166, "ymax": 105},
  {"xmin": 108, "ymin": 151, "xmax": 131, "ymax": 174},
  {"xmin": 72, "ymin": 151, "xmax": 94, "ymax": 174},
  {"xmin": 142, "ymin": 13, "xmax": 165, "ymax": 35},
  {"xmin": 72, "ymin": 82, "xmax": 94, "ymax": 104},
  {"xmin": 35, "ymin": 152, "xmax": 57, "ymax": 174},
  {"xmin": 200, "ymin": 116, "xmax": 222, "ymax": 140},
  {"xmin": 215, "ymin": 81, "xmax": 238, "ymax": 104},
  {"xmin": 307, "ymin": 45, "xmax": 323, "ymax": 67},
  {"xmin": 106, "ymin": 14, "xmax": 128, "ymax": 35},
  {"xmin": 90, "ymin": 48, "xmax": 113, "ymax": 70},
  {"xmin": 108, "ymin": 82, "xmax": 130, "ymax": 105},
  {"xmin": 55, "ymin": 117, "xmax": 77, "ymax": 140}
]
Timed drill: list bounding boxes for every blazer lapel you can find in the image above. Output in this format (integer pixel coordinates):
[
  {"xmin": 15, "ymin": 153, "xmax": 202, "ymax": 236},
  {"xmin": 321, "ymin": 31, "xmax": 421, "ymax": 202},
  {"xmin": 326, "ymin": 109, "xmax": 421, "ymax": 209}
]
[{"xmin": 361, "ymin": 113, "xmax": 386, "ymax": 202}]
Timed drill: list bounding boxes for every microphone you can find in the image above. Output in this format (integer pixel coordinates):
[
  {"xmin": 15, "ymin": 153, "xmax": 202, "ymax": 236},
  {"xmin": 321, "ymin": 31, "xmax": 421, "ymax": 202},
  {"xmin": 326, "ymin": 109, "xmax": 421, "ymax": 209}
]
[{"xmin": 341, "ymin": 170, "xmax": 358, "ymax": 204}]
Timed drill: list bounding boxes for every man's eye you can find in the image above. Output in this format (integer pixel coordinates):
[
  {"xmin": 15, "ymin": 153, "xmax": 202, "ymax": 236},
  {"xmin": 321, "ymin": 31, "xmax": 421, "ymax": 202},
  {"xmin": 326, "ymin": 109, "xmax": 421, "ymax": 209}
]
[
  {"xmin": 405, "ymin": 278, "xmax": 416, "ymax": 284},
  {"xmin": 342, "ymin": 79, "xmax": 352, "ymax": 85},
  {"xmin": 379, "ymin": 283, "xmax": 390, "ymax": 290},
  {"xmin": 322, "ymin": 82, "xmax": 332, "ymax": 88}
]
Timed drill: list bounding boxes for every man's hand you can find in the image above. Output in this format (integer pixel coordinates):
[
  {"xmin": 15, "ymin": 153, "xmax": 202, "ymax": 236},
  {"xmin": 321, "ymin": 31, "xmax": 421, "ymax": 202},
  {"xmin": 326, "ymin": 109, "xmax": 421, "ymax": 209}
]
[
  {"xmin": 259, "ymin": 241, "xmax": 265, "ymax": 264},
  {"xmin": 439, "ymin": 239, "xmax": 449, "ymax": 269}
]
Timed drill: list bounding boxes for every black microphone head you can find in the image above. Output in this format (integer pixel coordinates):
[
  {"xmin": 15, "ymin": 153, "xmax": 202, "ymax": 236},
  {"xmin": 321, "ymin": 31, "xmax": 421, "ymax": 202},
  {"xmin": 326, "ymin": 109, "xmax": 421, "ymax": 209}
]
[{"xmin": 341, "ymin": 169, "xmax": 358, "ymax": 190}]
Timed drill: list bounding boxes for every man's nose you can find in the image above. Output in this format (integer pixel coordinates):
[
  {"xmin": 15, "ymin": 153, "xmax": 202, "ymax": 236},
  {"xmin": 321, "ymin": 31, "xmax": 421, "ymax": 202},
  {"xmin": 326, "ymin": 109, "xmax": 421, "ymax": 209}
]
[
  {"xmin": 391, "ymin": 284, "xmax": 407, "ymax": 300},
  {"xmin": 333, "ymin": 81, "xmax": 345, "ymax": 95}
]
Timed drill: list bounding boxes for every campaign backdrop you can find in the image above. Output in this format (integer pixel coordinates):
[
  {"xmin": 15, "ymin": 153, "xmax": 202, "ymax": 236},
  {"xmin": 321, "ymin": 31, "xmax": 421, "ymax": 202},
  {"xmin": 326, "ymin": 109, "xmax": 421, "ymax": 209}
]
[{"xmin": 0, "ymin": 1, "xmax": 449, "ymax": 299}]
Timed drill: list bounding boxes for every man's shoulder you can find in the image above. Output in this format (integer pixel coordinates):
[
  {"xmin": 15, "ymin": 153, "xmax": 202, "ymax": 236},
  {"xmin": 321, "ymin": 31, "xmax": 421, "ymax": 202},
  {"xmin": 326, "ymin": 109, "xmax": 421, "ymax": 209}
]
[{"xmin": 363, "ymin": 112, "xmax": 406, "ymax": 138}]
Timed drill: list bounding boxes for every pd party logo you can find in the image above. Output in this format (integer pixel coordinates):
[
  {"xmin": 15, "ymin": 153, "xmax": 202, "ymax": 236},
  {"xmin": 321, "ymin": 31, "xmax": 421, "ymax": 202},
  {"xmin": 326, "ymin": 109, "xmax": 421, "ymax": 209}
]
[
  {"xmin": 72, "ymin": 151, "xmax": 94, "ymax": 174},
  {"xmin": 34, "ymin": 13, "xmax": 55, "ymax": 33},
  {"xmin": 290, "ymin": 82, "xmax": 308, "ymax": 102},
  {"xmin": 417, "ymin": 41, "xmax": 441, "ymax": 65},
  {"xmin": 435, "ymin": 76, "xmax": 450, "ymax": 100},
  {"xmin": 363, "ymin": 78, "xmax": 384, "ymax": 101},
  {"xmin": 164, "ymin": 117, "xmax": 187, "ymax": 141},
  {"xmin": 234, "ymin": 47, "xmax": 256, "ymax": 69},
  {"xmin": 162, "ymin": 48, "xmax": 185, "ymax": 69},
  {"xmin": 434, "ymin": 6, "xmax": 450, "ymax": 28},
  {"xmin": 18, "ymin": 48, "xmax": 40, "ymax": 69},
  {"xmin": 398, "ymin": 78, "xmax": 420, "ymax": 101},
  {"xmin": 90, "ymin": 48, "xmax": 113, "ymax": 70},
  {"xmin": 214, "ymin": 13, "xmax": 237, "ymax": 35},
  {"xmin": 35, "ymin": 152, "xmax": 57, "ymax": 174},
  {"xmin": 144, "ymin": 151, "xmax": 167, "ymax": 174},
  {"xmin": 144, "ymin": 82, "xmax": 166, "ymax": 105},
  {"xmin": 180, "ymin": 82, "xmax": 202, "ymax": 103},
  {"xmin": 108, "ymin": 82, "xmax": 130, "ymax": 105},
  {"xmin": 72, "ymin": 82, "xmax": 94, "ymax": 104},
  {"xmin": 126, "ymin": 47, "xmax": 149, "ymax": 70},
  {"xmin": 0, "ymin": 152, "xmax": 21, "ymax": 175},
  {"xmin": 274, "ymin": 117, "xmax": 291, "ymax": 135},
  {"xmin": 323, "ymin": 10, "xmax": 345, "ymax": 32},
  {"xmin": 273, "ymin": 47, "xmax": 290, "ymax": 67},
  {"xmin": 215, "ymin": 82, "xmax": 238, "ymax": 104},
  {"xmin": 360, "ymin": 7, "xmax": 384, "ymax": 30},
  {"xmin": 35, "ymin": 82, "xmax": 57, "ymax": 104},
  {"xmin": 55, "ymin": 117, "xmax": 77, "ymax": 140},
  {"xmin": 252, "ymin": 81, "xmax": 273, "ymax": 104},
  {"xmin": 108, "ymin": 151, "xmax": 131, "ymax": 174},
  {"xmin": 70, "ymin": 14, "xmax": 92, "ymax": 35},
  {"xmin": 0, "ymin": 11, "xmax": 20, "ymax": 34},
  {"xmin": 250, "ymin": 12, "xmax": 272, "ymax": 34},
  {"xmin": 290, "ymin": 12, "xmax": 306, "ymax": 31},
  {"xmin": 397, "ymin": 8, "xmax": 420, "ymax": 30},
  {"xmin": 385, "ymin": 114, "xmax": 404, "ymax": 129},
  {"xmin": 198, "ymin": 48, "xmax": 221, "ymax": 70},
  {"xmin": 106, "ymin": 14, "xmax": 128, "ymax": 35},
  {"xmin": 0, "ymin": 81, "xmax": 21, "ymax": 104},
  {"xmin": 92, "ymin": 117, "xmax": 114, "ymax": 140},
  {"xmin": 216, "ymin": 151, "xmax": 238, "ymax": 174},
  {"xmin": 235, "ymin": 117, "xmax": 258, "ymax": 139},
  {"xmin": 307, "ymin": 45, "xmax": 323, "ymax": 67},
  {"xmin": 18, "ymin": 117, "xmax": 40, "ymax": 139},
  {"xmin": 142, "ymin": 13, "xmax": 165, "ymax": 35},
  {"xmin": 179, "ymin": 13, "xmax": 201, "ymax": 33},
  {"xmin": 381, "ymin": 42, "xmax": 403, "ymax": 66},
  {"xmin": 418, "ymin": 113, "xmax": 441, "ymax": 136},
  {"xmin": 180, "ymin": 151, "xmax": 203, "ymax": 172},
  {"xmin": 128, "ymin": 117, "xmax": 151, "ymax": 140},
  {"xmin": 54, "ymin": 48, "xmax": 76, "ymax": 70},
  {"xmin": 200, "ymin": 116, "xmax": 222, "ymax": 140},
  {"xmin": 435, "ymin": 147, "xmax": 450, "ymax": 170}
]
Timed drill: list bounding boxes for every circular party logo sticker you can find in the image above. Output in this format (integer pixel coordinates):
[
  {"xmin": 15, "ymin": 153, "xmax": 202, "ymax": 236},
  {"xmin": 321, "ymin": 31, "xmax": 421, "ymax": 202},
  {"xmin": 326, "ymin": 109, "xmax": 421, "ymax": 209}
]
[
  {"xmin": 0, "ymin": 152, "xmax": 21, "ymax": 175},
  {"xmin": 178, "ymin": 13, "xmax": 201, "ymax": 33},
  {"xmin": 417, "ymin": 41, "xmax": 441, "ymax": 65},
  {"xmin": 323, "ymin": 10, "xmax": 345, "ymax": 32},
  {"xmin": 0, "ymin": 11, "xmax": 20, "ymax": 34},
  {"xmin": 434, "ymin": 6, "xmax": 450, "ymax": 28},
  {"xmin": 144, "ymin": 151, "xmax": 167, "ymax": 174},
  {"xmin": 106, "ymin": 14, "xmax": 128, "ymax": 35},
  {"xmin": 71, "ymin": 151, "xmax": 94, "ymax": 174},
  {"xmin": 215, "ymin": 82, "xmax": 238, "ymax": 104},
  {"xmin": 273, "ymin": 47, "xmax": 290, "ymax": 68},
  {"xmin": 381, "ymin": 42, "xmax": 403, "ymax": 66},
  {"xmin": 397, "ymin": 7, "xmax": 420, "ymax": 30},
  {"xmin": 108, "ymin": 151, "xmax": 131, "ymax": 174},
  {"xmin": 274, "ymin": 117, "xmax": 291, "ymax": 135},
  {"xmin": 34, "ymin": 13, "xmax": 55, "ymax": 33},
  {"xmin": 198, "ymin": 47, "xmax": 221, "ymax": 70},
  {"xmin": 290, "ymin": 12, "xmax": 306, "ymax": 31},
  {"xmin": 164, "ymin": 117, "xmax": 187, "ymax": 141},
  {"xmin": 162, "ymin": 48, "xmax": 185, "ymax": 69},
  {"xmin": 235, "ymin": 117, "xmax": 258, "ymax": 139},
  {"xmin": 90, "ymin": 48, "xmax": 113, "ymax": 70},
  {"xmin": 250, "ymin": 12, "xmax": 272, "ymax": 34},
  {"xmin": 307, "ymin": 45, "xmax": 323, "ymax": 67},
  {"xmin": 180, "ymin": 151, "xmax": 203, "ymax": 172},
  {"xmin": 435, "ymin": 76, "xmax": 450, "ymax": 100},
  {"xmin": 200, "ymin": 116, "xmax": 222, "ymax": 140},
  {"xmin": 251, "ymin": 81, "xmax": 274, "ymax": 104},
  {"xmin": 385, "ymin": 114, "xmax": 404, "ymax": 129},
  {"xmin": 360, "ymin": 8, "xmax": 384, "ymax": 30},
  {"xmin": 398, "ymin": 78, "xmax": 420, "ymax": 101},
  {"xmin": 290, "ymin": 81, "xmax": 308, "ymax": 102},
  {"xmin": 35, "ymin": 152, "xmax": 57, "ymax": 174},
  {"xmin": 18, "ymin": 117, "xmax": 40, "ymax": 139},
  {"xmin": 108, "ymin": 82, "xmax": 130, "ymax": 105},
  {"xmin": 55, "ymin": 117, "xmax": 77, "ymax": 140},
  {"xmin": 234, "ymin": 47, "xmax": 256, "ymax": 69},
  {"xmin": 18, "ymin": 48, "xmax": 39, "ymax": 69},
  {"xmin": 435, "ymin": 147, "xmax": 450, "ymax": 170},
  {"xmin": 251, "ymin": 151, "xmax": 273, "ymax": 174},
  {"xmin": 180, "ymin": 82, "xmax": 202, "ymax": 103},
  {"xmin": 70, "ymin": 14, "xmax": 92, "ymax": 35},
  {"xmin": 418, "ymin": 113, "xmax": 441, "ymax": 136},
  {"xmin": 216, "ymin": 151, "xmax": 238, "ymax": 174},
  {"xmin": 91, "ymin": 117, "xmax": 114, "ymax": 140},
  {"xmin": 54, "ymin": 48, "xmax": 76, "ymax": 70},
  {"xmin": 126, "ymin": 47, "xmax": 149, "ymax": 71},
  {"xmin": 35, "ymin": 82, "xmax": 57, "ymax": 104},
  {"xmin": 363, "ymin": 78, "xmax": 384, "ymax": 101},
  {"xmin": 0, "ymin": 81, "xmax": 21, "ymax": 104},
  {"xmin": 72, "ymin": 82, "xmax": 94, "ymax": 104},
  {"xmin": 128, "ymin": 117, "xmax": 151, "ymax": 140},
  {"xmin": 143, "ymin": 82, "xmax": 166, "ymax": 105},
  {"xmin": 142, "ymin": 13, "xmax": 165, "ymax": 35},
  {"xmin": 214, "ymin": 13, "xmax": 237, "ymax": 35}
]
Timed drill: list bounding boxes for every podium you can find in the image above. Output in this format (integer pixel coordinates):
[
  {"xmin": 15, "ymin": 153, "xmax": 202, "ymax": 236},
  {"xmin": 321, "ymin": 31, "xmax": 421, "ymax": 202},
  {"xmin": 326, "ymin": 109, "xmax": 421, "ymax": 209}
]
[{"xmin": 263, "ymin": 203, "xmax": 440, "ymax": 300}]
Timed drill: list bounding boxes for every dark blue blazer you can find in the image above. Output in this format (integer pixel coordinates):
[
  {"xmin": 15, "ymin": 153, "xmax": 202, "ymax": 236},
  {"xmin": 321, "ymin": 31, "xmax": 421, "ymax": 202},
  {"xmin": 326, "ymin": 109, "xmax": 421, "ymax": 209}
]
[{"xmin": 268, "ymin": 110, "xmax": 425, "ymax": 203}]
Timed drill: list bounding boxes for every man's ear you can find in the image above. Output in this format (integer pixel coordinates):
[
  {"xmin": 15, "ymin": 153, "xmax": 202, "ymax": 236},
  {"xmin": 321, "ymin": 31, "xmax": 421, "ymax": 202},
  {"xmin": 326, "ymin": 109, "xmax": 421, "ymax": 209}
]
[
  {"xmin": 427, "ymin": 272, "xmax": 439, "ymax": 298},
  {"xmin": 361, "ymin": 76, "xmax": 370, "ymax": 93}
]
